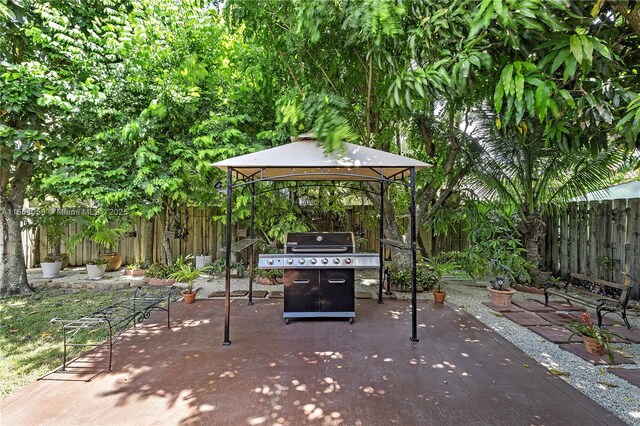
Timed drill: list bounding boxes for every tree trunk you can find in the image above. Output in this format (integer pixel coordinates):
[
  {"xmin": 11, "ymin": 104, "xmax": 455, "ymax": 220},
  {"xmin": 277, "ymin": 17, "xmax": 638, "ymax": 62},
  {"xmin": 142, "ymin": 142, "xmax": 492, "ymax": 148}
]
[
  {"xmin": 0, "ymin": 163, "xmax": 35, "ymax": 297},
  {"xmin": 162, "ymin": 204, "xmax": 174, "ymax": 265},
  {"xmin": 144, "ymin": 218, "xmax": 154, "ymax": 267},
  {"xmin": 518, "ymin": 212, "xmax": 545, "ymax": 286}
]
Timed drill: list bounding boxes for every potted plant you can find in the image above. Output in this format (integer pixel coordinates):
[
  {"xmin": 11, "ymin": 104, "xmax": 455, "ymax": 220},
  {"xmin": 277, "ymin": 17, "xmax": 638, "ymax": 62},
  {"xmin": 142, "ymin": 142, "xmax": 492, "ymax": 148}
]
[
  {"xmin": 144, "ymin": 263, "xmax": 176, "ymax": 286},
  {"xmin": 231, "ymin": 261, "xmax": 245, "ymax": 278},
  {"xmin": 253, "ymin": 268, "xmax": 273, "ymax": 285},
  {"xmin": 424, "ymin": 253, "xmax": 459, "ymax": 304},
  {"xmin": 86, "ymin": 257, "xmax": 108, "ymax": 280},
  {"xmin": 486, "ymin": 261, "xmax": 517, "ymax": 306},
  {"xmin": 40, "ymin": 254, "xmax": 63, "ymax": 278},
  {"xmin": 69, "ymin": 217, "xmax": 126, "ymax": 272},
  {"xmin": 123, "ymin": 262, "xmax": 146, "ymax": 276},
  {"xmin": 566, "ymin": 312, "xmax": 622, "ymax": 362},
  {"xmin": 169, "ymin": 261, "xmax": 203, "ymax": 304}
]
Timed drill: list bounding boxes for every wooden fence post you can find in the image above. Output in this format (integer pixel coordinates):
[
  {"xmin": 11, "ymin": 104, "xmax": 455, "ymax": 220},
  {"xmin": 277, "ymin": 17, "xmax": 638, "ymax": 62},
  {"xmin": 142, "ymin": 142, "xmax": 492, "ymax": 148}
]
[
  {"xmin": 613, "ymin": 199, "xmax": 627, "ymax": 285},
  {"xmin": 560, "ymin": 206, "xmax": 569, "ymax": 276},
  {"xmin": 627, "ymin": 199, "xmax": 640, "ymax": 298},
  {"xmin": 578, "ymin": 202, "xmax": 588, "ymax": 274}
]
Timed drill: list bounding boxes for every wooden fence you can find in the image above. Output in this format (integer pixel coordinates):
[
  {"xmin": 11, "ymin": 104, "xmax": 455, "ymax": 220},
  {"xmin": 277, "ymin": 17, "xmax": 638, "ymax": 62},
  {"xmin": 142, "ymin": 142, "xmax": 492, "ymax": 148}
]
[
  {"xmin": 540, "ymin": 198, "xmax": 640, "ymax": 298},
  {"xmin": 21, "ymin": 205, "xmax": 467, "ymax": 268}
]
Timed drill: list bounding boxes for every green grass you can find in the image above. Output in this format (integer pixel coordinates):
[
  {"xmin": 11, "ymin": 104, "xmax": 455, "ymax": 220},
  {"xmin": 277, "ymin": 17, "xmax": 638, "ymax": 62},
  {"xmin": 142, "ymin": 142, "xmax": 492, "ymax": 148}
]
[{"xmin": 0, "ymin": 287, "xmax": 134, "ymax": 399}]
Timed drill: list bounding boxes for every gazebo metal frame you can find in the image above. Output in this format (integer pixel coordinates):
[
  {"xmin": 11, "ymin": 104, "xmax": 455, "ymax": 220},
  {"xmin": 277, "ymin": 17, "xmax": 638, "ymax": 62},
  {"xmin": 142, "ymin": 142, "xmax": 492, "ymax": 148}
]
[{"xmin": 212, "ymin": 134, "xmax": 430, "ymax": 345}]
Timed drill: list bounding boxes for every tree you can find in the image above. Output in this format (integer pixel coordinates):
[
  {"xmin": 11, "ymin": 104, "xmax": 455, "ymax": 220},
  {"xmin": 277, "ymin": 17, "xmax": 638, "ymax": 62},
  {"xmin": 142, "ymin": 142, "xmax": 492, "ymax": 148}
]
[
  {"xmin": 227, "ymin": 0, "xmax": 639, "ymax": 267},
  {"xmin": 466, "ymin": 112, "xmax": 637, "ymax": 283}
]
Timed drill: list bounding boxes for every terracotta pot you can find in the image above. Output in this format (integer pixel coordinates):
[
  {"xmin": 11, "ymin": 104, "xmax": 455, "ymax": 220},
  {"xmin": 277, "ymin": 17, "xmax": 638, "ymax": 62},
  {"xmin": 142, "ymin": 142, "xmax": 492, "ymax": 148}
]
[
  {"xmin": 100, "ymin": 252, "xmax": 122, "ymax": 271},
  {"xmin": 487, "ymin": 286, "xmax": 516, "ymax": 306},
  {"xmin": 257, "ymin": 277, "xmax": 273, "ymax": 285},
  {"xmin": 182, "ymin": 291, "xmax": 197, "ymax": 304},
  {"xmin": 581, "ymin": 335, "xmax": 606, "ymax": 356},
  {"xmin": 433, "ymin": 291, "xmax": 446, "ymax": 303},
  {"xmin": 148, "ymin": 278, "xmax": 176, "ymax": 286}
]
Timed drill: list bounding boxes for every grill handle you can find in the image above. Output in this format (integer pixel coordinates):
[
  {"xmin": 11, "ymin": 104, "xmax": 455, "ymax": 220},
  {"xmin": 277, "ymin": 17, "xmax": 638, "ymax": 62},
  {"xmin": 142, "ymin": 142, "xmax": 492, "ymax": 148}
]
[
  {"xmin": 293, "ymin": 279, "xmax": 311, "ymax": 284},
  {"xmin": 290, "ymin": 247, "xmax": 348, "ymax": 253},
  {"xmin": 328, "ymin": 279, "xmax": 346, "ymax": 284}
]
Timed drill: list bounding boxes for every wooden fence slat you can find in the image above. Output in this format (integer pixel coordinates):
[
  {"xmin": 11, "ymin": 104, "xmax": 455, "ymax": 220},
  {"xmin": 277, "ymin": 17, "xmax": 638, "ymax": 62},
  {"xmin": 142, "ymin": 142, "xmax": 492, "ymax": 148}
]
[
  {"xmin": 628, "ymin": 199, "xmax": 640, "ymax": 298},
  {"xmin": 613, "ymin": 199, "xmax": 627, "ymax": 284},
  {"xmin": 560, "ymin": 206, "xmax": 569, "ymax": 276},
  {"xmin": 578, "ymin": 202, "xmax": 588, "ymax": 274},
  {"xmin": 569, "ymin": 204, "xmax": 578, "ymax": 275}
]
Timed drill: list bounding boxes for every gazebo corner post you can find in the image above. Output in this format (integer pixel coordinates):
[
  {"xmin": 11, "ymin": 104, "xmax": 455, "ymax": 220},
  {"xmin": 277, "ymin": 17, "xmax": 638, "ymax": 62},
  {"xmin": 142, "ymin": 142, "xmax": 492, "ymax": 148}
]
[
  {"xmin": 378, "ymin": 181, "xmax": 385, "ymax": 304},
  {"xmin": 247, "ymin": 182, "xmax": 255, "ymax": 306},
  {"xmin": 223, "ymin": 167, "xmax": 233, "ymax": 346},
  {"xmin": 410, "ymin": 167, "xmax": 419, "ymax": 342}
]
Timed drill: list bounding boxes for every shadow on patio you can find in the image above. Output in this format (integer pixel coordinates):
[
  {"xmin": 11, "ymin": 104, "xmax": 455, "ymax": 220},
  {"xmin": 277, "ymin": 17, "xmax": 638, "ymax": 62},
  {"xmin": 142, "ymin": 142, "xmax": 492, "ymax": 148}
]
[{"xmin": 1, "ymin": 299, "xmax": 624, "ymax": 425}]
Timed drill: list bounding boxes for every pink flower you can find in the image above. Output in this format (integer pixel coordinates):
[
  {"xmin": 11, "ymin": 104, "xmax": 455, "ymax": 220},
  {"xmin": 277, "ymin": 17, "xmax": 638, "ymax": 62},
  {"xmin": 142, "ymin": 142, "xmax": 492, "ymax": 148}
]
[{"xmin": 582, "ymin": 312, "xmax": 594, "ymax": 334}]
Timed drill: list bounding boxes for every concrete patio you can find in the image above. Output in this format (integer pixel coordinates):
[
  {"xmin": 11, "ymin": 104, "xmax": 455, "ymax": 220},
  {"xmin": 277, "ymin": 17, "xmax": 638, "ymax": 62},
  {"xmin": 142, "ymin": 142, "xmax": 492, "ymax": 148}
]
[{"xmin": 1, "ymin": 298, "xmax": 625, "ymax": 425}]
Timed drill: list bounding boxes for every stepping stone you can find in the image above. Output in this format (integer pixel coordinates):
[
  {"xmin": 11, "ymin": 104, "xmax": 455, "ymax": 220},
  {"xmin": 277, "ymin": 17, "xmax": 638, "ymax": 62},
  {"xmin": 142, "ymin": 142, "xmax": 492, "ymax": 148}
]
[
  {"xmin": 482, "ymin": 302, "xmax": 523, "ymax": 312},
  {"xmin": 559, "ymin": 343, "xmax": 635, "ymax": 366},
  {"xmin": 528, "ymin": 325, "xmax": 574, "ymax": 343},
  {"xmin": 251, "ymin": 290, "xmax": 268, "ymax": 298},
  {"xmin": 545, "ymin": 301, "xmax": 586, "ymax": 312},
  {"xmin": 512, "ymin": 300, "xmax": 555, "ymax": 312},
  {"xmin": 206, "ymin": 290, "xmax": 248, "ymax": 298},
  {"xmin": 607, "ymin": 368, "xmax": 640, "ymax": 387},
  {"xmin": 269, "ymin": 291, "xmax": 283, "ymax": 299},
  {"xmin": 503, "ymin": 311, "xmax": 551, "ymax": 326},
  {"xmin": 537, "ymin": 311, "xmax": 581, "ymax": 326},
  {"xmin": 604, "ymin": 325, "xmax": 640, "ymax": 343},
  {"xmin": 355, "ymin": 292, "xmax": 372, "ymax": 299}
]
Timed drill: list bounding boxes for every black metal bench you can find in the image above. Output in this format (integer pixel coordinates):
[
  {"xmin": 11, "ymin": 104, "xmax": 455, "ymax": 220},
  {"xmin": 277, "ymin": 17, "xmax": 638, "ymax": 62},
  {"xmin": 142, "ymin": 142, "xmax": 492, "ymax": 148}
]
[
  {"xmin": 544, "ymin": 273, "xmax": 631, "ymax": 329},
  {"xmin": 50, "ymin": 286, "xmax": 174, "ymax": 372}
]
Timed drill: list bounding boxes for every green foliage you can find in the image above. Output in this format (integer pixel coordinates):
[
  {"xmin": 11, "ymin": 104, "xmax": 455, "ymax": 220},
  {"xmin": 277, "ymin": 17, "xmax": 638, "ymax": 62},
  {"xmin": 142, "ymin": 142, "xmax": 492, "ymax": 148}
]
[{"xmin": 85, "ymin": 258, "xmax": 108, "ymax": 266}]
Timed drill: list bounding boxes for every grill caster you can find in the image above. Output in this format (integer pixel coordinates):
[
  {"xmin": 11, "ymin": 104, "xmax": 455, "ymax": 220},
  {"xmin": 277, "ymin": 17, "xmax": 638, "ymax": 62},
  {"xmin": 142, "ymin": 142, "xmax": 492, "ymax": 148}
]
[
  {"xmin": 285, "ymin": 318, "xmax": 290, "ymax": 325},
  {"xmin": 349, "ymin": 318, "xmax": 354, "ymax": 324}
]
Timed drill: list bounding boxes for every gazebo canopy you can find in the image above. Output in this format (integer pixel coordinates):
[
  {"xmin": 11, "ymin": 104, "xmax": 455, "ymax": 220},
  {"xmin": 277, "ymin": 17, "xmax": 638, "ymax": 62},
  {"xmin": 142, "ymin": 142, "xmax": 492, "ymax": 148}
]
[{"xmin": 211, "ymin": 133, "xmax": 430, "ymax": 182}]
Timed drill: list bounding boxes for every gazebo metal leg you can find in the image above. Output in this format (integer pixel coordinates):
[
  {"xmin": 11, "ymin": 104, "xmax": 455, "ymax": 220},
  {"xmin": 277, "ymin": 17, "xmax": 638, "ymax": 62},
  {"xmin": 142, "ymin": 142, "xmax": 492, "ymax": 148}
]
[
  {"xmin": 223, "ymin": 168, "xmax": 232, "ymax": 346},
  {"xmin": 378, "ymin": 182, "xmax": 385, "ymax": 304},
  {"xmin": 410, "ymin": 167, "xmax": 419, "ymax": 342},
  {"xmin": 248, "ymin": 184, "xmax": 255, "ymax": 306}
]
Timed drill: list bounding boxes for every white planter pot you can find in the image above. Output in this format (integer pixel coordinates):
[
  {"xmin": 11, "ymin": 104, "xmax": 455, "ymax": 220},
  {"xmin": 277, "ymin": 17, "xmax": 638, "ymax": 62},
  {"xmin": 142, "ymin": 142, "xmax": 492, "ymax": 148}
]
[
  {"xmin": 195, "ymin": 255, "xmax": 212, "ymax": 269},
  {"xmin": 41, "ymin": 261, "xmax": 62, "ymax": 278},
  {"xmin": 86, "ymin": 264, "xmax": 107, "ymax": 280}
]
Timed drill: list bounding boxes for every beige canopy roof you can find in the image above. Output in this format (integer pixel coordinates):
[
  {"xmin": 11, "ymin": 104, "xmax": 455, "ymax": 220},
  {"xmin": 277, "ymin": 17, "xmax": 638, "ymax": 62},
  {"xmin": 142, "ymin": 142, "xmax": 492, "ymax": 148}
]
[{"xmin": 211, "ymin": 133, "xmax": 431, "ymax": 182}]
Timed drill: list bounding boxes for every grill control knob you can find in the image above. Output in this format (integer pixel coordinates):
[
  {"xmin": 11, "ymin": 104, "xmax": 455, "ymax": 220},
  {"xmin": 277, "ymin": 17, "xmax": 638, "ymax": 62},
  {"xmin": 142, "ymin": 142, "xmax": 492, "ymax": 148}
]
[
  {"xmin": 267, "ymin": 259, "xmax": 274, "ymax": 265},
  {"xmin": 310, "ymin": 258, "xmax": 317, "ymax": 265},
  {"xmin": 322, "ymin": 258, "xmax": 329, "ymax": 264},
  {"xmin": 287, "ymin": 258, "xmax": 294, "ymax": 265},
  {"xmin": 345, "ymin": 258, "xmax": 352, "ymax": 264},
  {"xmin": 333, "ymin": 258, "xmax": 340, "ymax": 264},
  {"xmin": 298, "ymin": 258, "xmax": 305, "ymax": 264}
]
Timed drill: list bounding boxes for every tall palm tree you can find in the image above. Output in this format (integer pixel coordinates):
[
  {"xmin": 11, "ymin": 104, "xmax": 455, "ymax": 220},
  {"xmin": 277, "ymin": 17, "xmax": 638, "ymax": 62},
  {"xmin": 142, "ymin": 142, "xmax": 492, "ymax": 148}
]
[{"xmin": 467, "ymin": 113, "xmax": 634, "ymax": 284}]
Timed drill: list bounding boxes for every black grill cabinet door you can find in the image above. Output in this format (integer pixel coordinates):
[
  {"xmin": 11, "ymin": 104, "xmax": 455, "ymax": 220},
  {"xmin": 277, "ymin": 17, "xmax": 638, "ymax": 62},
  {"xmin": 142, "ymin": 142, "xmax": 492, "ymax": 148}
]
[
  {"xmin": 319, "ymin": 270, "xmax": 354, "ymax": 312},
  {"xmin": 284, "ymin": 270, "xmax": 319, "ymax": 312}
]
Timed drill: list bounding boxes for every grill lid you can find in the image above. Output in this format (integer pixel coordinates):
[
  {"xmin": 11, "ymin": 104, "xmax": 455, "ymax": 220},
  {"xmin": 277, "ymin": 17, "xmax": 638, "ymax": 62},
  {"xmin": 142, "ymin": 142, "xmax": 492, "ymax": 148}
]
[{"xmin": 285, "ymin": 232, "xmax": 354, "ymax": 253}]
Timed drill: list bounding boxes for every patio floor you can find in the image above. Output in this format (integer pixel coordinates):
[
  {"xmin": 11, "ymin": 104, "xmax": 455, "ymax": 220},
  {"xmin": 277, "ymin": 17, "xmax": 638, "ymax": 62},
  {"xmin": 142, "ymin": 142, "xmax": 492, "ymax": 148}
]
[{"xmin": 1, "ymin": 299, "xmax": 625, "ymax": 425}]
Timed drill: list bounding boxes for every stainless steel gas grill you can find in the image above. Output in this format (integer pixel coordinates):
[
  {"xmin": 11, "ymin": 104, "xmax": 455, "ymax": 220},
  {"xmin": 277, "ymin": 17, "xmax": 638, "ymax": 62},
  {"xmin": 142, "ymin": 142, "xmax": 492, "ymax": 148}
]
[{"xmin": 258, "ymin": 232, "xmax": 379, "ymax": 324}]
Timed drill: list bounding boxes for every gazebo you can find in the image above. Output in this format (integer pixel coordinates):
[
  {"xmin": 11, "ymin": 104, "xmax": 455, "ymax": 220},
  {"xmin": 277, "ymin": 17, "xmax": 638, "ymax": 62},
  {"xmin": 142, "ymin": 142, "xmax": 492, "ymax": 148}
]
[{"xmin": 211, "ymin": 133, "xmax": 430, "ymax": 345}]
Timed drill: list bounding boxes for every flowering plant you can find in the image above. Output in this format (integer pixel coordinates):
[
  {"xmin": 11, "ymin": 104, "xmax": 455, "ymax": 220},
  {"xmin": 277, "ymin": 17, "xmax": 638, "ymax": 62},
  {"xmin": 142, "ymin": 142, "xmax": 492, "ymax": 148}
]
[{"xmin": 566, "ymin": 313, "xmax": 621, "ymax": 362}]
